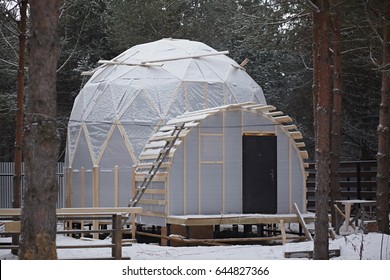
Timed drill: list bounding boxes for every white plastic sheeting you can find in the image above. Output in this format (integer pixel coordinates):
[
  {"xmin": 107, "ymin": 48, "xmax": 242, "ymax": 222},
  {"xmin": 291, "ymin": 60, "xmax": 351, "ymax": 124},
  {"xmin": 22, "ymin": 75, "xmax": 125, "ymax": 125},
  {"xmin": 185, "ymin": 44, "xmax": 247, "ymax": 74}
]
[
  {"xmin": 66, "ymin": 38, "xmax": 265, "ymax": 168},
  {"xmin": 65, "ymin": 38, "xmax": 265, "ymax": 208}
]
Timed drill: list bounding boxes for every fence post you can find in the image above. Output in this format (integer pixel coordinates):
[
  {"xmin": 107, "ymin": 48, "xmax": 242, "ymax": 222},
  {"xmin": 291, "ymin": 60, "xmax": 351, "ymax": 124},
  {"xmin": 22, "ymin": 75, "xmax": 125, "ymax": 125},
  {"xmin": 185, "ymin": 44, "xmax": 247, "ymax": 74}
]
[{"xmin": 112, "ymin": 213, "xmax": 122, "ymax": 260}]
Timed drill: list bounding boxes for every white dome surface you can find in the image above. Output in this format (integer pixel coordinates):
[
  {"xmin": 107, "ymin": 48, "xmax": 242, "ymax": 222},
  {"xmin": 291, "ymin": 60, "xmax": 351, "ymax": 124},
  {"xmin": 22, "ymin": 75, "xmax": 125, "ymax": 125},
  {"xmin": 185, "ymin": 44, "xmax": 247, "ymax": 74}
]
[{"xmin": 66, "ymin": 38, "xmax": 266, "ymax": 167}]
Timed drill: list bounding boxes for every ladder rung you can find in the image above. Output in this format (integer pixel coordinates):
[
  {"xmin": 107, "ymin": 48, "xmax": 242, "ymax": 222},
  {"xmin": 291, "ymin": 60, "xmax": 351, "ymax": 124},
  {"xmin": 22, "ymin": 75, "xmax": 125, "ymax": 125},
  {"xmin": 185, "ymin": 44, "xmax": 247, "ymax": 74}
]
[
  {"xmin": 139, "ymin": 152, "xmax": 174, "ymax": 160},
  {"xmin": 143, "ymin": 173, "xmax": 153, "ymax": 179},
  {"xmin": 136, "ymin": 162, "xmax": 170, "ymax": 170},
  {"xmin": 150, "ymin": 135, "xmax": 177, "ymax": 141},
  {"xmin": 135, "ymin": 172, "xmax": 168, "ymax": 181}
]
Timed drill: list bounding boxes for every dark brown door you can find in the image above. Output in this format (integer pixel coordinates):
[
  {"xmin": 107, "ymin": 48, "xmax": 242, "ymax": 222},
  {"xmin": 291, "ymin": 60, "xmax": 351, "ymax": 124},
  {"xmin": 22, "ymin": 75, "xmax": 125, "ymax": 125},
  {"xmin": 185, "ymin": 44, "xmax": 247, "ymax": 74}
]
[{"xmin": 242, "ymin": 135, "xmax": 277, "ymax": 214}]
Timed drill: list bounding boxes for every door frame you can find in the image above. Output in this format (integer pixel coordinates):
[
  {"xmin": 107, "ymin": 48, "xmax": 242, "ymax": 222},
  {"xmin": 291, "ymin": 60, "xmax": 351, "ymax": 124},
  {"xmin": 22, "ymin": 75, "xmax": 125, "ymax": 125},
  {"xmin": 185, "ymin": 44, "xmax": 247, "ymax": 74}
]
[{"xmin": 242, "ymin": 132, "xmax": 277, "ymax": 214}]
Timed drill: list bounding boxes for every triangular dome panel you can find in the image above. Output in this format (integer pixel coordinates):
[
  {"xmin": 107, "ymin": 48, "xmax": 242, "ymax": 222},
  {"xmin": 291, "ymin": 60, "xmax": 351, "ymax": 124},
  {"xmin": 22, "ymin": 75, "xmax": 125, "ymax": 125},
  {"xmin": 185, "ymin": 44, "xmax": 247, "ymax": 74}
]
[
  {"xmin": 86, "ymin": 86, "xmax": 116, "ymax": 122},
  {"xmin": 84, "ymin": 123, "xmax": 113, "ymax": 163},
  {"xmin": 120, "ymin": 91, "xmax": 160, "ymax": 124},
  {"xmin": 66, "ymin": 123, "xmax": 82, "ymax": 166}
]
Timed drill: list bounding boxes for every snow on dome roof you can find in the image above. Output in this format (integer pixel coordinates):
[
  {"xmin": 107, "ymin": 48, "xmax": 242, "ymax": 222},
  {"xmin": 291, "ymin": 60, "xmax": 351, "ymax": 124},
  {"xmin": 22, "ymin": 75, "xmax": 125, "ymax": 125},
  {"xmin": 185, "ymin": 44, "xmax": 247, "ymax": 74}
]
[{"xmin": 66, "ymin": 38, "xmax": 266, "ymax": 167}]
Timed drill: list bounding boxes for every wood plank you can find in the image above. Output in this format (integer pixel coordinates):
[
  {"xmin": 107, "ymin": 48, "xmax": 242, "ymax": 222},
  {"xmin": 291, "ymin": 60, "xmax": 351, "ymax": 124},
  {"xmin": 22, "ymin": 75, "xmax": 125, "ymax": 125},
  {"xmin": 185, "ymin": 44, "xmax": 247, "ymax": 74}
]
[
  {"xmin": 243, "ymin": 104, "xmax": 276, "ymax": 111},
  {"xmin": 273, "ymin": 115, "xmax": 293, "ymax": 123},
  {"xmin": 141, "ymin": 50, "xmax": 229, "ymax": 64},
  {"xmin": 143, "ymin": 188, "xmax": 166, "ymax": 195},
  {"xmin": 3, "ymin": 221, "xmax": 21, "ymax": 233},
  {"xmin": 265, "ymin": 111, "xmax": 283, "ymax": 117},
  {"xmin": 289, "ymin": 131, "xmax": 303, "ymax": 139},
  {"xmin": 138, "ymin": 199, "xmax": 166, "ymax": 206},
  {"xmin": 283, "ymin": 124, "xmax": 297, "ymax": 130},
  {"xmin": 280, "ymin": 220, "xmax": 287, "ymax": 245},
  {"xmin": 136, "ymin": 162, "xmax": 170, "ymax": 169},
  {"xmin": 144, "ymin": 140, "xmax": 182, "ymax": 149},
  {"xmin": 135, "ymin": 172, "xmax": 168, "ymax": 181},
  {"xmin": 293, "ymin": 203, "xmax": 313, "ymax": 241},
  {"xmin": 300, "ymin": 150, "xmax": 309, "ymax": 159},
  {"xmin": 295, "ymin": 142, "xmax": 306, "ymax": 148},
  {"xmin": 56, "ymin": 207, "xmax": 143, "ymax": 215},
  {"xmin": 167, "ymin": 213, "xmax": 316, "ymax": 226},
  {"xmin": 139, "ymin": 211, "xmax": 166, "ymax": 218},
  {"xmin": 284, "ymin": 243, "xmax": 340, "ymax": 258},
  {"xmin": 166, "ymin": 113, "xmax": 210, "ymax": 125},
  {"xmin": 169, "ymin": 235, "xmax": 306, "ymax": 244}
]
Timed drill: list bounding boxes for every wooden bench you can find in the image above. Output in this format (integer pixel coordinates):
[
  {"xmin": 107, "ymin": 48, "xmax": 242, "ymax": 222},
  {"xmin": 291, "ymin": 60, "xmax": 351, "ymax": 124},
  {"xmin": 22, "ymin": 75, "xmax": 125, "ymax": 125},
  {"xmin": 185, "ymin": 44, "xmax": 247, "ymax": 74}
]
[{"xmin": 0, "ymin": 207, "xmax": 142, "ymax": 260}]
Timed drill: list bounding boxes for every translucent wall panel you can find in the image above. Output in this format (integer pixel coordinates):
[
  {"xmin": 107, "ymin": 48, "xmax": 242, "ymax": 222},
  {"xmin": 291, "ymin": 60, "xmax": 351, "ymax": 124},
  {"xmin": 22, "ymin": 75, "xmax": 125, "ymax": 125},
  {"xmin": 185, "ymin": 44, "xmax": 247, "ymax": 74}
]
[
  {"xmin": 201, "ymin": 135, "xmax": 223, "ymax": 162},
  {"xmin": 224, "ymin": 110, "xmax": 243, "ymax": 213},
  {"xmin": 276, "ymin": 127, "xmax": 291, "ymax": 213},
  {"xmin": 184, "ymin": 128, "xmax": 199, "ymax": 214},
  {"xmin": 200, "ymin": 164, "xmax": 223, "ymax": 214},
  {"xmin": 169, "ymin": 144, "xmax": 185, "ymax": 215}
]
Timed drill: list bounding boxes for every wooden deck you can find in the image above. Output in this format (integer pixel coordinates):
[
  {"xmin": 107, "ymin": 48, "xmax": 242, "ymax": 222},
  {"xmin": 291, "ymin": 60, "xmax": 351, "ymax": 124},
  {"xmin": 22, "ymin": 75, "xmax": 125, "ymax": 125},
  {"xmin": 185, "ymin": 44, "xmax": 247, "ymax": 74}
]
[
  {"xmin": 135, "ymin": 212, "xmax": 317, "ymax": 246},
  {"xmin": 166, "ymin": 213, "xmax": 316, "ymax": 226}
]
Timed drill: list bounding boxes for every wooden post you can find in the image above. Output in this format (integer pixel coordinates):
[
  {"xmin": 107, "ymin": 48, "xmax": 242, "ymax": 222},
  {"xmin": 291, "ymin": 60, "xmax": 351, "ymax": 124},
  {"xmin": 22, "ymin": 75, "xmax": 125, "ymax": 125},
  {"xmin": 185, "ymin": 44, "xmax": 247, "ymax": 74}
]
[
  {"xmin": 114, "ymin": 165, "xmax": 119, "ymax": 207},
  {"xmin": 80, "ymin": 167, "xmax": 85, "ymax": 207},
  {"xmin": 131, "ymin": 213, "xmax": 136, "ymax": 239},
  {"xmin": 80, "ymin": 167, "xmax": 85, "ymax": 238},
  {"xmin": 65, "ymin": 167, "xmax": 73, "ymax": 232},
  {"xmin": 112, "ymin": 213, "xmax": 122, "ymax": 260},
  {"xmin": 92, "ymin": 166, "xmax": 100, "ymax": 239},
  {"xmin": 132, "ymin": 165, "xmax": 136, "ymax": 197},
  {"xmin": 65, "ymin": 167, "xmax": 73, "ymax": 208},
  {"xmin": 280, "ymin": 220, "xmax": 287, "ymax": 245}
]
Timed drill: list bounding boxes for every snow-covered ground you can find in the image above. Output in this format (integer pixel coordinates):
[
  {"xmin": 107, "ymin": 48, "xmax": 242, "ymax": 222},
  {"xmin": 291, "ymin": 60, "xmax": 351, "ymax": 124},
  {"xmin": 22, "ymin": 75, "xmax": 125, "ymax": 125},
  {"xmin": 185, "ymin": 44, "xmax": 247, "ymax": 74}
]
[
  {"xmin": 1, "ymin": 230, "xmax": 389, "ymax": 280},
  {"xmin": 1, "ymin": 231, "xmax": 389, "ymax": 260}
]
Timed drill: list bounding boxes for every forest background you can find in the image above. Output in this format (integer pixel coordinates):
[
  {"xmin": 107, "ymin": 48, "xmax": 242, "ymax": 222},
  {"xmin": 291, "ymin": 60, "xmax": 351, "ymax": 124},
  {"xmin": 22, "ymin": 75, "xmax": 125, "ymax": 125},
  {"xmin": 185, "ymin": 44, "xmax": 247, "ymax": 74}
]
[{"xmin": 0, "ymin": 0, "xmax": 384, "ymax": 163}]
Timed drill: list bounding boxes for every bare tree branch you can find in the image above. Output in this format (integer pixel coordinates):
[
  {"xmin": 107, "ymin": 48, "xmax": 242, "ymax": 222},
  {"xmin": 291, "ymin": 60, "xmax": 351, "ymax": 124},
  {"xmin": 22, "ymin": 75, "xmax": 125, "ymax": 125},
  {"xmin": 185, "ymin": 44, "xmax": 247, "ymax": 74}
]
[
  {"xmin": 57, "ymin": 6, "xmax": 91, "ymax": 73},
  {"xmin": 0, "ymin": 57, "xmax": 18, "ymax": 67}
]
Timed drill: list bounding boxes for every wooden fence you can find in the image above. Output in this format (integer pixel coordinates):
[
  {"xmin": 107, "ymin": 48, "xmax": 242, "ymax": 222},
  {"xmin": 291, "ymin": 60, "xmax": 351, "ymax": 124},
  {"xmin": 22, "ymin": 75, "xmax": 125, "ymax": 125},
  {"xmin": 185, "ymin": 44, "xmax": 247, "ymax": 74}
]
[
  {"xmin": 306, "ymin": 160, "xmax": 388, "ymax": 211},
  {"xmin": 0, "ymin": 207, "xmax": 142, "ymax": 260}
]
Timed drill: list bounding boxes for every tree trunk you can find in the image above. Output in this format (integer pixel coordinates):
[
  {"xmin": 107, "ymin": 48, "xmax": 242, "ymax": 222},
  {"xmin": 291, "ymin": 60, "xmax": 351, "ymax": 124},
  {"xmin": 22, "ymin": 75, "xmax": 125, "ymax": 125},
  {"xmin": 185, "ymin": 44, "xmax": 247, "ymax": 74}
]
[
  {"xmin": 19, "ymin": 0, "xmax": 60, "ymax": 260},
  {"xmin": 312, "ymin": 0, "xmax": 331, "ymax": 260},
  {"xmin": 329, "ymin": 1, "xmax": 343, "ymax": 228},
  {"xmin": 376, "ymin": 0, "xmax": 390, "ymax": 234},
  {"xmin": 12, "ymin": 0, "xmax": 28, "ymax": 255}
]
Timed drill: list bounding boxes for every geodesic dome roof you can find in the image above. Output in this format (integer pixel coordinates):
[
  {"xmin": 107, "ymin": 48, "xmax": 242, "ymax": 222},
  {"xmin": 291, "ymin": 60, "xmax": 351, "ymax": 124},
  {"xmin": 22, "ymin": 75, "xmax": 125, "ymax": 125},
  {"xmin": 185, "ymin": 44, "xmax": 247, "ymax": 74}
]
[{"xmin": 66, "ymin": 38, "xmax": 266, "ymax": 167}]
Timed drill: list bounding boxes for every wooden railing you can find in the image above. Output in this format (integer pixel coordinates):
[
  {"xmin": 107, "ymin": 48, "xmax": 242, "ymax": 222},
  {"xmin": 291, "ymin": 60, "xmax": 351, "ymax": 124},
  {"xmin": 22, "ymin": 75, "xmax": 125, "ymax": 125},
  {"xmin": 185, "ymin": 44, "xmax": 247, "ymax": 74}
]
[
  {"xmin": 0, "ymin": 207, "xmax": 142, "ymax": 260},
  {"xmin": 306, "ymin": 160, "xmax": 390, "ymax": 211}
]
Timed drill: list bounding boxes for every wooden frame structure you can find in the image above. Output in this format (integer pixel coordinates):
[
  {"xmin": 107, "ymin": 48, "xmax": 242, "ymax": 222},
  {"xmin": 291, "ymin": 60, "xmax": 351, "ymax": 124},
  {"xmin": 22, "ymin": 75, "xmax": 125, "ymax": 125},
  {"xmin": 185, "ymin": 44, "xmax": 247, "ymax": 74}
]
[{"xmin": 134, "ymin": 103, "xmax": 309, "ymax": 228}]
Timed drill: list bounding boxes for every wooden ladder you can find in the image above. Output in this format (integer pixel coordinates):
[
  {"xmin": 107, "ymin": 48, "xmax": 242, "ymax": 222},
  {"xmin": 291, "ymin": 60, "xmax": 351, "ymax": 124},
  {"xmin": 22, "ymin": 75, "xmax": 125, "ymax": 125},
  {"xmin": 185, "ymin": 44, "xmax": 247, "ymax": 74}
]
[{"xmin": 128, "ymin": 123, "xmax": 185, "ymax": 208}]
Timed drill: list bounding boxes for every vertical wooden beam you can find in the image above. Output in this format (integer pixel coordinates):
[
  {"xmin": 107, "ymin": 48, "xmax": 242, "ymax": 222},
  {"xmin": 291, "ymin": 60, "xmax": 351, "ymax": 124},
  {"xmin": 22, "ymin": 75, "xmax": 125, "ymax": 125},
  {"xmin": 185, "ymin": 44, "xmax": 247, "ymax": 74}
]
[
  {"xmin": 198, "ymin": 126, "xmax": 201, "ymax": 214},
  {"xmin": 183, "ymin": 137, "xmax": 187, "ymax": 214},
  {"xmin": 222, "ymin": 111, "xmax": 226, "ymax": 212},
  {"xmin": 65, "ymin": 167, "xmax": 73, "ymax": 232},
  {"xmin": 131, "ymin": 165, "xmax": 137, "ymax": 236},
  {"xmin": 80, "ymin": 166, "xmax": 85, "ymax": 238},
  {"xmin": 114, "ymin": 165, "xmax": 119, "ymax": 207},
  {"xmin": 80, "ymin": 167, "xmax": 85, "ymax": 207},
  {"xmin": 131, "ymin": 213, "xmax": 136, "ymax": 240},
  {"xmin": 65, "ymin": 167, "xmax": 73, "ymax": 208},
  {"xmin": 289, "ymin": 140, "xmax": 293, "ymax": 213},
  {"xmin": 92, "ymin": 165, "xmax": 100, "ymax": 238},
  {"xmin": 280, "ymin": 220, "xmax": 287, "ymax": 245}
]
